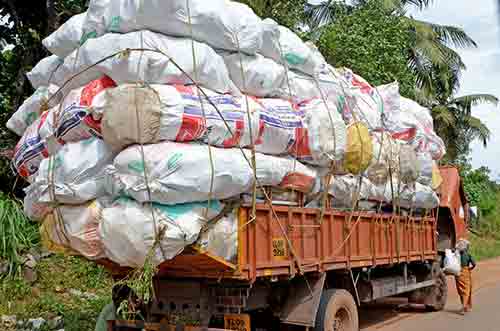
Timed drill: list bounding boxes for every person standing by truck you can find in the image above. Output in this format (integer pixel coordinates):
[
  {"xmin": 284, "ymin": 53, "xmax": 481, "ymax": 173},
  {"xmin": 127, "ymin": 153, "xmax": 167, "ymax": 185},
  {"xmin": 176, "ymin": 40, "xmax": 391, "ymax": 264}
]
[{"xmin": 455, "ymin": 239, "xmax": 476, "ymax": 314}]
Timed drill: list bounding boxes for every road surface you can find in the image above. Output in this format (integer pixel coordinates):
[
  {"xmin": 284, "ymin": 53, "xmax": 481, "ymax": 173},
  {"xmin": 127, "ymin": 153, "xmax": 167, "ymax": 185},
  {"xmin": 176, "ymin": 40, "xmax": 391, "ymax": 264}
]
[{"xmin": 360, "ymin": 257, "xmax": 500, "ymax": 331}]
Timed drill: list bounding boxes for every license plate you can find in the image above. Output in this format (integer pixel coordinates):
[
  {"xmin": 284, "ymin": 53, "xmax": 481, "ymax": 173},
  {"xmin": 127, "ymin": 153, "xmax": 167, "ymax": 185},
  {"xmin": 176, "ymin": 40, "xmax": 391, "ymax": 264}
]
[{"xmin": 224, "ymin": 314, "xmax": 251, "ymax": 331}]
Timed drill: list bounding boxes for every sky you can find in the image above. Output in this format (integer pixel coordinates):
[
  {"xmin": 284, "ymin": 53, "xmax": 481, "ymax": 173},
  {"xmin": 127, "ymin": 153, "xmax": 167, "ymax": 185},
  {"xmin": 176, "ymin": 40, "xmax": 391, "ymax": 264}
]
[
  {"xmin": 411, "ymin": 0, "xmax": 500, "ymax": 180},
  {"xmin": 309, "ymin": 0, "xmax": 500, "ymax": 179}
]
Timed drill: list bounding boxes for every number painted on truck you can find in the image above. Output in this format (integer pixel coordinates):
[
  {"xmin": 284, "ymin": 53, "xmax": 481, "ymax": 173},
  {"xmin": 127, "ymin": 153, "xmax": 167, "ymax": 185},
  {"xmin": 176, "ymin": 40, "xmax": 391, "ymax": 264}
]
[
  {"xmin": 224, "ymin": 314, "xmax": 250, "ymax": 331},
  {"xmin": 272, "ymin": 238, "xmax": 287, "ymax": 260}
]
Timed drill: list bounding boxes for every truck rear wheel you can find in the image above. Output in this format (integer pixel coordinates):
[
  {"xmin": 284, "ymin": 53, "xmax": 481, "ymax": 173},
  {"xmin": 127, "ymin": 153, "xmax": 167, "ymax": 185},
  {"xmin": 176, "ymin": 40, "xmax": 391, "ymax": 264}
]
[
  {"xmin": 315, "ymin": 289, "xmax": 359, "ymax": 331},
  {"xmin": 424, "ymin": 270, "xmax": 448, "ymax": 311}
]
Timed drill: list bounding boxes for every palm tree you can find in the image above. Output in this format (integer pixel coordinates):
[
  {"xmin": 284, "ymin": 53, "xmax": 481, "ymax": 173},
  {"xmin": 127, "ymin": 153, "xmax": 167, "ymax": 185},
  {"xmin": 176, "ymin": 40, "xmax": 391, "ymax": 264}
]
[{"xmin": 304, "ymin": 0, "xmax": 477, "ymax": 98}]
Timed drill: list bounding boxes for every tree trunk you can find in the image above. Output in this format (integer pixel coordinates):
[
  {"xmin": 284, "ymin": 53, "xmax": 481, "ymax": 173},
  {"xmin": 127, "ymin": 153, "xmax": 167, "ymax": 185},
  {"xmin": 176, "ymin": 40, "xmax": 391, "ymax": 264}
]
[{"xmin": 46, "ymin": 0, "xmax": 60, "ymax": 33}]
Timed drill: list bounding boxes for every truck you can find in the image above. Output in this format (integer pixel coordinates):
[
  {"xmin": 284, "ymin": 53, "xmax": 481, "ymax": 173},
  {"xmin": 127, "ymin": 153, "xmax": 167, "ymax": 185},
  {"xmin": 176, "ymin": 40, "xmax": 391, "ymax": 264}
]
[{"xmin": 102, "ymin": 166, "xmax": 468, "ymax": 331}]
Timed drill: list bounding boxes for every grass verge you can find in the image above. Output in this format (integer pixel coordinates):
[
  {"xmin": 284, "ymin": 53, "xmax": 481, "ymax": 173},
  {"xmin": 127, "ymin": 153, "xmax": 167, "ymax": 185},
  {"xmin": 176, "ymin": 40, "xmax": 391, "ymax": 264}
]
[{"xmin": 0, "ymin": 254, "xmax": 113, "ymax": 331}]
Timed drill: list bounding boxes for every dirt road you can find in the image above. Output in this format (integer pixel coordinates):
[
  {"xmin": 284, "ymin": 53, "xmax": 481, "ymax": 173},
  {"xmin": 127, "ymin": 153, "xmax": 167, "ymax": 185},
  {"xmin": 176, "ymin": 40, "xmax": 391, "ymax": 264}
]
[{"xmin": 360, "ymin": 257, "xmax": 500, "ymax": 331}]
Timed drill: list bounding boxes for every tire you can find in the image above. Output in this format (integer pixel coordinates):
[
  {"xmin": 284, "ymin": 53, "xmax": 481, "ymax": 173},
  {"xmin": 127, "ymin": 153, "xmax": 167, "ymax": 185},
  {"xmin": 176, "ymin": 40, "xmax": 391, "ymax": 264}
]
[
  {"xmin": 315, "ymin": 289, "xmax": 359, "ymax": 331},
  {"xmin": 424, "ymin": 270, "xmax": 448, "ymax": 311}
]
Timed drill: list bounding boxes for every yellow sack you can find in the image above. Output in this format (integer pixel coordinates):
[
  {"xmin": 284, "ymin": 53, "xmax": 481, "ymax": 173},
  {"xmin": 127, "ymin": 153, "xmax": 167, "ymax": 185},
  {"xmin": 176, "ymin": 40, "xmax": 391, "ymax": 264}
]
[
  {"xmin": 432, "ymin": 164, "xmax": 443, "ymax": 190},
  {"xmin": 40, "ymin": 213, "xmax": 79, "ymax": 256},
  {"xmin": 343, "ymin": 123, "xmax": 373, "ymax": 175}
]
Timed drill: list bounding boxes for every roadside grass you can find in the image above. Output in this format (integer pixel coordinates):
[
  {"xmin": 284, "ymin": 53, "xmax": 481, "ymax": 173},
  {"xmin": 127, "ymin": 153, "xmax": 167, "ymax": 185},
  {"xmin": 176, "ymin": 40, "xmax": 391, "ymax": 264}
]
[
  {"xmin": 0, "ymin": 194, "xmax": 39, "ymax": 276},
  {"xmin": 470, "ymin": 212, "xmax": 500, "ymax": 261},
  {"xmin": 470, "ymin": 232, "xmax": 500, "ymax": 261},
  {"xmin": 0, "ymin": 254, "xmax": 113, "ymax": 331}
]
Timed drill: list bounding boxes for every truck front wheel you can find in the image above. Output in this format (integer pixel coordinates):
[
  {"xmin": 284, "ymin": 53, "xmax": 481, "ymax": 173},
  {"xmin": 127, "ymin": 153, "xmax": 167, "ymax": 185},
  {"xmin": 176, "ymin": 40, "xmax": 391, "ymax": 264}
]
[{"xmin": 315, "ymin": 289, "xmax": 359, "ymax": 331}]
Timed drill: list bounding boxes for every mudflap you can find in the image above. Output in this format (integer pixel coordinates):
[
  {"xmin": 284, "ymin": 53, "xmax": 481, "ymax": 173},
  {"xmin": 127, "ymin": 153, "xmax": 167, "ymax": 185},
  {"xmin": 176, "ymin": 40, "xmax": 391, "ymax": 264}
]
[{"xmin": 280, "ymin": 273, "xmax": 326, "ymax": 327}]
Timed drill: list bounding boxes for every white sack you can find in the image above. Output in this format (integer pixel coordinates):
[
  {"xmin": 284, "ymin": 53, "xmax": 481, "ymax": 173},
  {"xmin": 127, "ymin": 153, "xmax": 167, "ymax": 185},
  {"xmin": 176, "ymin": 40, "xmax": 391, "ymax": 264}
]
[
  {"xmin": 41, "ymin": 199, "xmax": 108, "ymax": 260},
  {"xmin": 94, "ymin": 84, "xmax": 346, "ymax": 166},
  {"xmin": 443, "ymin": 249, "xmax": 461, "ymax": 276},
  {"xmin": 52, "ymin": 31, "xmax": 238, "ymax": 95},
  {"xmin": 386, "ymin": 97, "xmax": 446, "ymax": 160},
  {"xmin": 99, "ymin": 198, "xmax": 224, "ymax": 267},
  {"xmin": 261, "ymin": 19, "xmax": 327, "ymax": 76},
  {"xmin": 398, "ymin": 182, "xmax": 440, "ymax": 210},
  {"xmin": 221, "ymin": 52, "xmax": 285, "ymax": 97},
  {"xmin": 13, "ymin": 77, "xmax": 115, "ymax": 179},
  {"xmin": 27, "ymin": 55, "xmax": 62, "ymax": 89},
  {"xmin": 417, "ymin": 152, "xmax": 433, "ymax": 186},
  {"xmin": 7, "ymin": 85, "xmax": 61, "ymax": 136},
  {"xmin": 197, "ymin": 208, "xmax": 239, "ymax": 263},
  {"xmin": 106, "ymin": 142, "xmax": 318, "ymax": 205},
  {"xmin": 83, "ymin": 0, "xmax": 263, "ymax": 54},
  {"xmin": 24, "ymin": 138, "xmax": 115, "ymax": 221},
  {"xmin": 43, "ymin": 13, "xmax": 87, "ymax": 58}
]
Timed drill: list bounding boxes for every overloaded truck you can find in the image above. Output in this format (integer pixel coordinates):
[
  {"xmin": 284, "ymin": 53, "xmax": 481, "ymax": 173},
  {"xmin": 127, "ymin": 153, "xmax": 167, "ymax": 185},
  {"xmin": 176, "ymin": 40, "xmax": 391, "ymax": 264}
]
[
  {"xmin": 102, "ymin": 166, "xmax": 468, "ymax": 331},
  {"xmin": 6, "ymin": 1, "xmax": 470, "ymax": 331}
]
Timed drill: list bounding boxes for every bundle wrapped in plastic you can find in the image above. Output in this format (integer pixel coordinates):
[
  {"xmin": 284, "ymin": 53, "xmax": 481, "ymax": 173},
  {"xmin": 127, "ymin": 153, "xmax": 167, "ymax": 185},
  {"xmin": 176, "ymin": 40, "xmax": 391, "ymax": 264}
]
[
  {"xmin": 82, "ymin": 0, "xmax": 263, "ymax": 54},
  {"xmin": 52, "ymin": 31, "xmax": 239, "ymax": 95},
  {"xmin": 40, "ymin": 198, "xmax": 109, "ymax": 260},
  {"xmin": 398, "ymin": 182, "xmax": 440, "ymax": 210},
  {"xmin": 343, "ymin": 123, "xmax": 373, "ymax": 175},
  {"xmin": 13, "ymin": 77, "xmax": 116, "ymax": 179},
  {"xmin": 105, "ymin": 141, "xmax": 318, "ymax": 205},
  {"xmin": 197, "ymin": 208, "xmax": 239, "ymax": 263},
  {"xmin": 7, "ymin": 85, "xmax": 62, "ymax": 136},
  {"xmin": 261, "ymin": 19, "xmax": 327, "ymax": 76},
  {"xmin": 99, "ymin": 198, "xmax": 225, "ymax": 267},
  {"xmin": 366, "ymin": 132, "xmax": 400, "ymax": 185},
  {"xmin": 24, "ymin": 138, "xmax": 115, "ymax": 221},
  {"xmin": 221, "ymin": 53, "xmax": 344, "ymax": 102},
  {"xmin": 327, "ymin": 175, "xmax": 387, "ymax": 209},
  {"xmin": 416, "ymin": 152, "xmax": 433, "ymax": 186},
  {"xmin": 42, "ymin": 13, "xmax": 87, "ymax": 58},
  {"xmin": 221, "ymin": 52, "xmax": 286, "ymax": 97},
  {"xmin": 384, "ymin": 96, "xmax": 446, "ymax": 160},
  {"xmin": 94, "ymin": 84, "xmax": 346, "ymax": 166},
  {"xmin": 26, "ymin": 55, "xmax": 63, "ymax": 89}
]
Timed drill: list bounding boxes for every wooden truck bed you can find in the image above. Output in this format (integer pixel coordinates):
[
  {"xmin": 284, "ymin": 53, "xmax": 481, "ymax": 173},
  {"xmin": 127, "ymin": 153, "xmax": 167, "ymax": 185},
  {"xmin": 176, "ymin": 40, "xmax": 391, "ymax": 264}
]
[{"xmin": 102, "ymin": 203, "xmax": 437, "ymax": 282}]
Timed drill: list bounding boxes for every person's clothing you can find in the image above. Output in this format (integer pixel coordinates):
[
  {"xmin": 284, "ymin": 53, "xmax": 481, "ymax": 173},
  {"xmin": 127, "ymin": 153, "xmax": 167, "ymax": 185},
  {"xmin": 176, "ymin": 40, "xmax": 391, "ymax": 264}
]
[
  {"xmin": 460, "ymin": 250, "xmax": 476, "ymax": 269},
  {"xmin": 455, "ymin": 267, "xmax": 473, "ymax": 311}
]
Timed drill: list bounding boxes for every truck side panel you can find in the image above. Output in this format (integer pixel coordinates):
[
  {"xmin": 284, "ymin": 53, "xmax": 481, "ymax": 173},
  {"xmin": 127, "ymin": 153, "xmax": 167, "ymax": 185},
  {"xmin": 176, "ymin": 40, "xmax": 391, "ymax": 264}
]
[{"xmin": 237, "ymin": 205, "xmax": 437, "ymax": 282}]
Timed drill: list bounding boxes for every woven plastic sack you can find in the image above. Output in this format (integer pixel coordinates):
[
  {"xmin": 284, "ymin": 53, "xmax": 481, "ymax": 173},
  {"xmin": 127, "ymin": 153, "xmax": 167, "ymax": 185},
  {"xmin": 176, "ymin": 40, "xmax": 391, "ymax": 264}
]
[
  {"xmin": 99, "ymin": 197, "xmax": 224, "ymax": 267},
  {"xmin": 23, "ymin": 138, "xmax": 115, "ymax": 221},
  {"xmin": 261, "ymin": 19, "xmax": 327, "ymax": 76},
  {"xmin": 432, "ymin": 163, "xmax": 443, "ymax": 190},
  {"xmin": 398, "ymin": 182, "xmax": 440, "ymax": 210},
  {"xmin": 52, "ymin": 30, "xmax": 239, "ymax": 96},
  {"xmin": 417, "ymin": 152, "xmax": 433, "ymax": 186},
  {"xmin": 94, "ymin": 84, "xmax": 346, "ymax": 166},
  {"xmin": 26, "ymin": 55, "xmax": 63, "ymax": 89},
  {"xmin": 387, "ymin": 97, "xmax": 446, "ymax": 160},
  {"xmin": 197, "ymin": 208, "xmax": 239, "ymax": 263},
  {"xmin": 42, "ymin": 12, "xmax": 86, "ymax": 58},
  {"xmin": 106, "ymin": 141, "xmax": 318, "ymax": 205},
  {"xmin": 366, "ymin": 132, "xmax": 400, "ymax": 185},
  {"xmin": 13, "ymin": 77, "xmax": 115, "ymax": 179},
  {"xmin": 336, "ymin": 70, "xmax": 389, "ymax": 130},
  {"xmin": 83, "ymin": 0, "xmax": 263, "ymax": 54},
  {"xmin": 398, "ymin": 144, "xmax": 418, "ymax": 184},
  {"xmin": 40, "ymin": 199, "xmax": 108, "ymax": 260},
  {"xmin": 343, "ymin": 123, "xmax": 373, "ymax": 175},
  {"xmin": 7, "ymin": 85, "xmax": 61, "ymax": 136},
  {"xmin": 221, "ymin": 52, "xmax": 285, "ymax": 97}
]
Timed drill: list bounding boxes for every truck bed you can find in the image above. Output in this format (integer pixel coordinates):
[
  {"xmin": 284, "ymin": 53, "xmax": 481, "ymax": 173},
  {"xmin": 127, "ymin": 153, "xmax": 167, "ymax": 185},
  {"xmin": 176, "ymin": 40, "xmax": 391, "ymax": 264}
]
[{"xmin": 101, "ymin": 203, "xmax": 437, "ymax": 282}]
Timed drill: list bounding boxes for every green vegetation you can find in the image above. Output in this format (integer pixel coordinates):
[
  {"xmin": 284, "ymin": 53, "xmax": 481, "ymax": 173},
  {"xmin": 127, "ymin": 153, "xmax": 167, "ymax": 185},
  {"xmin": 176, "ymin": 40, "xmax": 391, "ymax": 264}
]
[
  {"xmin": 0, "ymin": 194, "xmax": 39, "ymax": 277},
  {"xmin": 460, "ymin": 165, "xmax": 500, "ymax": 260},
  {"xmin": 0, "ymin": 254, "xmax": 113, "ymax": 331},
  {"xmin": 317, "ymin": 1, "xmax": 417, "ymax": 97}
]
